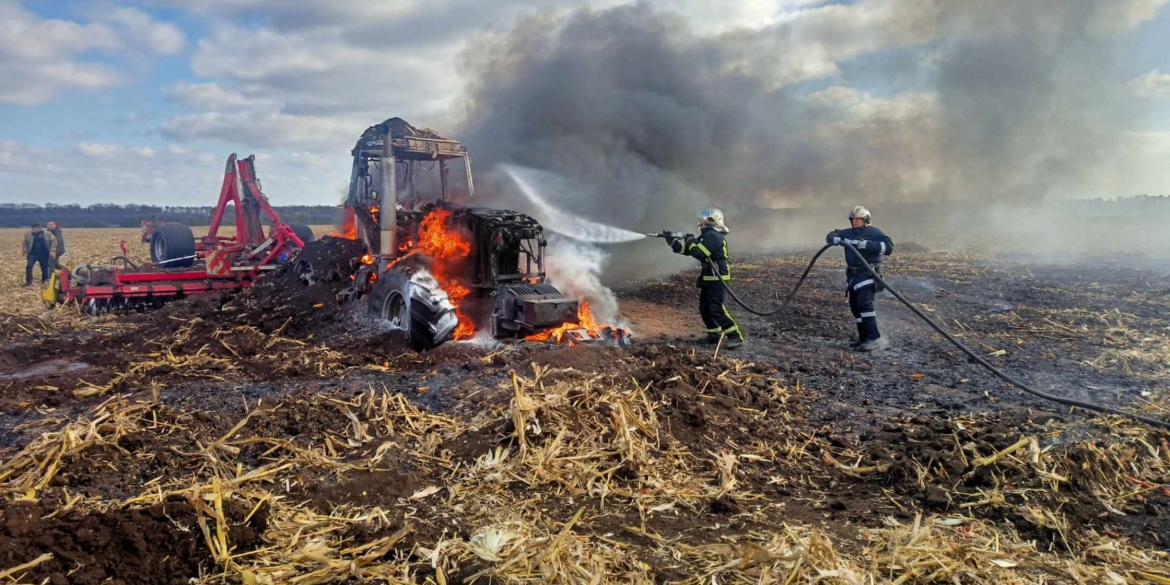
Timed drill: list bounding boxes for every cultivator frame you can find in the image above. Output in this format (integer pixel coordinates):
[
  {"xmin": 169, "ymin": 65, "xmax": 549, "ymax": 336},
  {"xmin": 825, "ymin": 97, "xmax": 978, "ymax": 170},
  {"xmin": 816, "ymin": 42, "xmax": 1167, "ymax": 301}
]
[{"xmin": 47, "ymin": 155, "xmax": 311, "ymax": 315}]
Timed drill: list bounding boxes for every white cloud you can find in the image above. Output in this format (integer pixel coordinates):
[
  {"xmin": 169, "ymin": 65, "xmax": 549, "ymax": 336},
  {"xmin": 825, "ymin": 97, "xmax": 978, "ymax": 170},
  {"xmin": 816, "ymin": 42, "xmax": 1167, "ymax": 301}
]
[
  {"xmin": 0, "ymin": 61, "xmax": 121, "ymax": 106},
  {"xmin": 93, "ymin": 7, "xmax": 186, "ymax": 55},
  {"xmin": 169, "ymin": 82, "xmax": 280, "ymax": 112},
  {"xmin": 0, "ymin": 139, "xmax": 344, "ymax": 206},
  {"xmin": 716, "ymin": 0, "xmax": 939, "ymax": 89},
  {"xmin": 0, "ymin": 140, "xmax": 38, "ymax": 169},
  {"xmin": 848, "ymin": 92, "xmax": 936, "ymax": 123},
  {"xmin": 160, "ymin": 110, "xmax": 359, "ymax": 149},
  {"xmin": 807, "ymin": 86, "xmax": 867, "ymax": 107},
  {"xmin": 0, "ymin": 0, "xmax": 185, "ymax": 106},
  {"xmin": 78, "ymin": 142, "xmax": 124, "ymax": 158},
  {"xmin": 156, "ymin": 19, "xmax": 467, "ymax": 148},
  {"xmin": 77, "ymin": 143, "xmax": 158, "ymax": 159},
  {"xmin": 1087, "ymin": 0, "xmax": 1168, "ymax": 37},
  {"xmin": 1130, "ymin": 70, "xmax": 1170, "ymax": 100},
  {"xmin": 0, "ymin": 1, "xmax": 119, "ymax": 60}
]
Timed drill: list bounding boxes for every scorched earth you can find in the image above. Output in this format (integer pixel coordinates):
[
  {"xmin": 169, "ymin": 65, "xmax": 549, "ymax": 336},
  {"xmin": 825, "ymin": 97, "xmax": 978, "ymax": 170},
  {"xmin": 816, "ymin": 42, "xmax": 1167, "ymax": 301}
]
[{"xmin": 0, "ymin": 227, "xmax": 1169, "ymax": 584}]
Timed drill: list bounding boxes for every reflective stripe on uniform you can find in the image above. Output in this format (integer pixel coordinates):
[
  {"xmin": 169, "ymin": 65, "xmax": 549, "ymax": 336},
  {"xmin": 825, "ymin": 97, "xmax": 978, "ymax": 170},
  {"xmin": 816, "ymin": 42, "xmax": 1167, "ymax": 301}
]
[
  {"xmin": 722, "ymin": 304, "xmax": 744, "ymax": 339},
  {"xmin": 707, "ymin": 327, "xmax": 722, "ymax": 333},
  {"xmin": 855, "ymin": 318, "xmax": 863, "ymax": 323},
  {"xmin": 691, "ymin": 242, "xmax": 712, "ymax": 257},
  {"xmin": 860, "ymin": 311, "xmax": 876, "ymax": 318},
  {"xmin": 723, "ymin": 241, "xmax": 731, "ymax": 279},
  {"xmin": 878, "ymin": 242, "xmax": 886, "ymax": 254},
  {"xmin": 702, "ymin": 274, "xmax": 731, "ymax": 281},
  {"xmin": 853, "ymin": 279, "xmax": 874, "ymax": 290}
]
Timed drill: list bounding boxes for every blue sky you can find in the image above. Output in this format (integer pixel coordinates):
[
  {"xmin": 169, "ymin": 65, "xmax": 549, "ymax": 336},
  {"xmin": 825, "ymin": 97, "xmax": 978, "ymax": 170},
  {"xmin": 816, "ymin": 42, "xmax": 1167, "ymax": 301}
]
[{"xmin": 1, "ymin": 0, "xmax": 1167, "ymax": 206}]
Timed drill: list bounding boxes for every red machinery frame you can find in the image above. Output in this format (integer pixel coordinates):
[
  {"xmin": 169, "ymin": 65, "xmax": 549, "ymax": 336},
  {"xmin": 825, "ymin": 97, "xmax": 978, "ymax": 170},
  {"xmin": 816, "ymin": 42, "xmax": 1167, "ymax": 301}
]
[
  {"xmin": 53, "ymin": 154, "xmax": 307, "ymax": 312},
  {"xmin": 142, "ymin": 154, "xmax": 306, "ymax": 266},
  {"xmin": 202, "ymin": 154, "xmax": 306, "ymax": 266}
]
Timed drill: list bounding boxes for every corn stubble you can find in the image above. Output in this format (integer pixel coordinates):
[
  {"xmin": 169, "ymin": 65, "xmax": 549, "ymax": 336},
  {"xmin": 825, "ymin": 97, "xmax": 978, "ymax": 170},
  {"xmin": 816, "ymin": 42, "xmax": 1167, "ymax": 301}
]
[
  {"xmin": 0, "ymin": 363, "xmax": 1167, "ymax": 583},
  {"xmin": 2, "ymin": 232, "xmax": 1170, "ymax": 582}
]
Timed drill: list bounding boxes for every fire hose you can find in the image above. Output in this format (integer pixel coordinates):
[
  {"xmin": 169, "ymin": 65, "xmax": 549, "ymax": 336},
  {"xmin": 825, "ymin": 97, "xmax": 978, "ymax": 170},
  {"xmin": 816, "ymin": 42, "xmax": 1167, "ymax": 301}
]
[{"xmin": 694, "ymin": 240, "xmax": 1170, "ymax": 431}]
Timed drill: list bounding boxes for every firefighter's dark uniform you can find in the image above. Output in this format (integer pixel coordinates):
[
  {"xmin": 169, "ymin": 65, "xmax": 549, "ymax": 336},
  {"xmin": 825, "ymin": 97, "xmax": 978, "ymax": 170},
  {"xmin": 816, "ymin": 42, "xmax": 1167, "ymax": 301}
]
[
  {"xmin": 825, "ymin": 226, "xmax": 893, "ymax": 343},
  {"xmin": 670, "ymin": 227, "xmax": 744, "ymax": 342}
]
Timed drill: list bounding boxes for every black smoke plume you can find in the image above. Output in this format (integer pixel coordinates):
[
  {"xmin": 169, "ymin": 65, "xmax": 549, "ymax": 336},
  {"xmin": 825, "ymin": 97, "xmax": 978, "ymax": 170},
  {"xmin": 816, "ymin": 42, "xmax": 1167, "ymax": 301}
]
[{"xmin": 455, "ymin": 1, "xmax": 1164, "ymax": 272}]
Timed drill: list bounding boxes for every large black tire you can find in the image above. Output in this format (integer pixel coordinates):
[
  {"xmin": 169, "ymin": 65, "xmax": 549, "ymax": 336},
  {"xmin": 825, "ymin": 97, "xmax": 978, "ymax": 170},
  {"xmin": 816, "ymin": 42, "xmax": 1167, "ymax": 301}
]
[
  {"xmin": 150, "ymin": 223, "xmax": 196, "ymax": 267},
  {"xmin": 368, "ymin": 269, "xmax": 458, "ymax": 351},
  {"xmin": 289, "ymin": 224, "xmax": 314, "ymax": 246}
]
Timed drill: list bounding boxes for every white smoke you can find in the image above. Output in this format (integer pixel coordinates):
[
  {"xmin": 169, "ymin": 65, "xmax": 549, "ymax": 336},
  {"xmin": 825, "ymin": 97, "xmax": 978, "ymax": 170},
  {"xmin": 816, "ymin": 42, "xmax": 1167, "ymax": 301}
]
[{"xmin": 544, "ymin": 234, "xmax": 620, "ymax": 324}]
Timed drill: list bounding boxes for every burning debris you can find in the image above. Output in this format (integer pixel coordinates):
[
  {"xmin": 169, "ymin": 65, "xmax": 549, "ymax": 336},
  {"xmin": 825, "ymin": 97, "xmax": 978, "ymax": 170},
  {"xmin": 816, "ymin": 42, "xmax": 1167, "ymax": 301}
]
[{"xmin": 525, "ymin": 301, "xmax": 630, "ymax": 347}]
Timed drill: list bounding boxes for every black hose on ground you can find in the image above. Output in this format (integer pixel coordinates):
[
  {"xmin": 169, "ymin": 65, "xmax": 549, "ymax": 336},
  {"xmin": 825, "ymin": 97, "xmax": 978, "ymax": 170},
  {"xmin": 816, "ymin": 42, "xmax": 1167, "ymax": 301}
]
[
  {"xmin": 708, "ymin": 243, "xmax": 1170, "ymax": 430},
  {"xmin": 714, "ymin": 244, "xmax": 834, "ymax": 317}
]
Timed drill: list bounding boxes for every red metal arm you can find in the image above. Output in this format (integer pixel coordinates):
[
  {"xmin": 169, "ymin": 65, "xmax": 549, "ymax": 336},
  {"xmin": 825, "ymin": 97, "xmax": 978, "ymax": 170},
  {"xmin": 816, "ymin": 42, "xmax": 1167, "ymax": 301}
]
[{"xmin": 206, "ymin": 154, "xmax": 240, "ymax": 245}]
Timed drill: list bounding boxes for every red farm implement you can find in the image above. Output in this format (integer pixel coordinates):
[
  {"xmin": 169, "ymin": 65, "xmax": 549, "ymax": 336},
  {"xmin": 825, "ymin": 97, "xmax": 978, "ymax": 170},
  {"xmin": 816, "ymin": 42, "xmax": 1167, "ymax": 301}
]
[{"xmin": 45, "ymin": 154, "xmax": 315, "ymax": 315}]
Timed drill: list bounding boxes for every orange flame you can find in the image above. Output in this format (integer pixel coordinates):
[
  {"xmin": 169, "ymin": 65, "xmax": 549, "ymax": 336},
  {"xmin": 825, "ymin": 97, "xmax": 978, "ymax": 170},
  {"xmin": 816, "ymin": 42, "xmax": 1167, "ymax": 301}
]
[
  {"xmin": 526, "ymin": 301, "xmax": 617, "ymax": 345},
  {"xmin": 361, "ymin": 253, "xmax": 374, "ymax": 265},
  {"xmin": 416, "ymin": 209, "xmax": 475, "ymax": 340},
  {"xmin": 331, "ymin": 206, "xmax": 358, "ymax": 239}
]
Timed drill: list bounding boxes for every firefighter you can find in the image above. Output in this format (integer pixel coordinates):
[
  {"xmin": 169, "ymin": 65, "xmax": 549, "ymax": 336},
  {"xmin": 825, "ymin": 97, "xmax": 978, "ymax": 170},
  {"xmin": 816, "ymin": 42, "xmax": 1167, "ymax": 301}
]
[
  {"xmin": 826, "ymin": 206, "xmax": 893, "ymax": 351},
  {"xmin": 667, "ymin": 208, "xmax": 744, "ymax": 349}
]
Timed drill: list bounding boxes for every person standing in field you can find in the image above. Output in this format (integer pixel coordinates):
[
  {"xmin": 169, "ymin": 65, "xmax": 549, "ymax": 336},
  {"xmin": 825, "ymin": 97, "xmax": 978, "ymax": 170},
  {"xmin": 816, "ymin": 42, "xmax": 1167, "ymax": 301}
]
[
  {"xmin": 47, "ymin": 221, "xmax": 66, "ymax": 269},
  {"xmin": 665, "ymin": 208, "xmax": 745, "ymax": 349},
  {"xmin": 22, "ymin": 223, "xmax": 57, "ymax": 287},
  {"xmin": 825, "ymin": 206, "xmax": 894, "ymax": 351}
]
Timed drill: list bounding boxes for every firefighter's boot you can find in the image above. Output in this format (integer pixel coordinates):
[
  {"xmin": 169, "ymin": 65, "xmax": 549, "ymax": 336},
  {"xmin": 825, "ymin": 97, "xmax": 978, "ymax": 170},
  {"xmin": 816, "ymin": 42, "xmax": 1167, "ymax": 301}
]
[{"xmin": 850, "ymin": 322, "xmax": 865, "ymax": 347}]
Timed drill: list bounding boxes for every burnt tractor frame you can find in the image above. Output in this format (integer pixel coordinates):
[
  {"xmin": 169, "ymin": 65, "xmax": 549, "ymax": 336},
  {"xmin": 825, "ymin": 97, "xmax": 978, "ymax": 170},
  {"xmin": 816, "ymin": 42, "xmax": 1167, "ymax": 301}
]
[{"xmin": 334, "ymin": 118, "xmax": 580, "ymax": 350}]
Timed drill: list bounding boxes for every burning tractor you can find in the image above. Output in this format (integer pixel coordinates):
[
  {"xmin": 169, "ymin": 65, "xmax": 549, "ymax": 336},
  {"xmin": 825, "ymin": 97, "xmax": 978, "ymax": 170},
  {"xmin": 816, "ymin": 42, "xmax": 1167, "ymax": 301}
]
[{"xmin": 328, "ymin": 118, "xmax": 601, "ymax": 350}]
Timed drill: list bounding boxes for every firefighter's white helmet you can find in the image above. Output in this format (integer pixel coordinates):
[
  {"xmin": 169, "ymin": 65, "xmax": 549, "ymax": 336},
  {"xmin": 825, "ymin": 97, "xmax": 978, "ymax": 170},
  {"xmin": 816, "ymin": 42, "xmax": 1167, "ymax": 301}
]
[
  {"xmin": 848, "ymin": 206, "xmax": 872, "ymax": 225},
  {"xmin": 699, "ymin": 208, "xmax": 727, "ymax": 232}
]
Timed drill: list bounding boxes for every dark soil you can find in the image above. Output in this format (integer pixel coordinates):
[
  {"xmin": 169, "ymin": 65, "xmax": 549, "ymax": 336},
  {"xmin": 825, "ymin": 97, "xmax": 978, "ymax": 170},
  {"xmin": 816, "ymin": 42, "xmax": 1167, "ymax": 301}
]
[
  {"xmin": 0, "ymin": 498, "xmax": 265, "ymax": 585},
  {"xmin": 2, "ymin": 245, "xmax": 1169, "ymax": 579}
]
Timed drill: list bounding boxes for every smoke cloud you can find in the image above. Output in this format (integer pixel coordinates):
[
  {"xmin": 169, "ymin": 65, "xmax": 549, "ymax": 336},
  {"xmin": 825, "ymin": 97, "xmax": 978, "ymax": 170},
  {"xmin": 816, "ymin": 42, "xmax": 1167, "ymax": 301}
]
[
  {"xmin": 455, "ymin": 0, "xmax": 1167, "ymax": 268},
  {"xmin": 544, "ymin": 235, "xmax": 621, "ymax": 323}
]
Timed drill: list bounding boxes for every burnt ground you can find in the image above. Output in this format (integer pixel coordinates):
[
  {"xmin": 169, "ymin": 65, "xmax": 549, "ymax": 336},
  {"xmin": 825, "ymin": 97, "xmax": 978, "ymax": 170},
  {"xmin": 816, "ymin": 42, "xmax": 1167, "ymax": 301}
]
[
  {"xmin": 622, "ymin": 248, "xmax": 1170, "ymax": 419},
  {"xmin": 1, "ymin": 239, "xmax": 1169, "ymax": 583}
]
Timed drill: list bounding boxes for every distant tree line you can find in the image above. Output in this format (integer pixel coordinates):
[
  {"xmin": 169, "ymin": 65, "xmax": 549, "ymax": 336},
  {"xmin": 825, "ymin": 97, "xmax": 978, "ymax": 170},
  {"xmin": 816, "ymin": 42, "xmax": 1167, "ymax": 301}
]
[{"xmin": 0, "ymin": 203, "xmax": 342, "ymax": 228}]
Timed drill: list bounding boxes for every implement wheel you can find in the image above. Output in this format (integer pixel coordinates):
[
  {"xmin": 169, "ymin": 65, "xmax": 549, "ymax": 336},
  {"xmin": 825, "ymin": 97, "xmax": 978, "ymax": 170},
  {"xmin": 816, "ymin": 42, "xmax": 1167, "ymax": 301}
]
[
  {"xmin": 289, "ymin": 224, "xmax": 314, "ymax": 246},
  {"xmin": 150, "ymin": 222, "xmax": 196, "ymax": 267},
  {"xmin": 368, "ymin": 269, "xmax": 458, "ymax": 351}
]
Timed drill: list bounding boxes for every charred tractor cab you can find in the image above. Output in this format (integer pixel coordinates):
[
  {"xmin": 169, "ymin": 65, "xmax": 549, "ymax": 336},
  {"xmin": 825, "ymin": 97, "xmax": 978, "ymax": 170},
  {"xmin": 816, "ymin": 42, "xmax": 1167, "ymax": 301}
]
[{"xmin": 337, "ymin": 117, "xmax": 579, "ymax": 350}]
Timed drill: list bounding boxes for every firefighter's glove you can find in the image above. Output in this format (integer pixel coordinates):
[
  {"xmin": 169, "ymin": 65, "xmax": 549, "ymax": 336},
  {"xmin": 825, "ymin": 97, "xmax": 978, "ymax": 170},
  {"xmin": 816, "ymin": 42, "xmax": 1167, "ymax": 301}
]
[
  {"xmin": 845, "ymin": 239, "xmax": 867, "ymax": 249},
  {"xmin": 830, "ymin": 236, "xmax": 842, "ymax": 246}
]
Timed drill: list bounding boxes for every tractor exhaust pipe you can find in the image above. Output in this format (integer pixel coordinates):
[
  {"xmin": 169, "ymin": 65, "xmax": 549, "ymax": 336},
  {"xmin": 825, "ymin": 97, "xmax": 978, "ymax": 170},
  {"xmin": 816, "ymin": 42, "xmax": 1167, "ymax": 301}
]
[{"xmin": 379, "ymin": 129, "xmax": 397, "ymax": 268}]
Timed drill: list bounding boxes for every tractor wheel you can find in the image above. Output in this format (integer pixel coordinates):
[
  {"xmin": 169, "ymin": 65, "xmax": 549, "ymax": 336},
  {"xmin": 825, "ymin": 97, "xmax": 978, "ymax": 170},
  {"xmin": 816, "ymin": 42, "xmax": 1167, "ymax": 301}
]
[
  {"xmin": 289, "ymin": 224, "xmax": 314, "ymax": 246},
  {"xmin": 368, "ymin": 269, "xmax": 458, "ymax": 351},
  {"xmin": 150, "ymin": 223, "xmax": 196, "ymax": 268}
]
